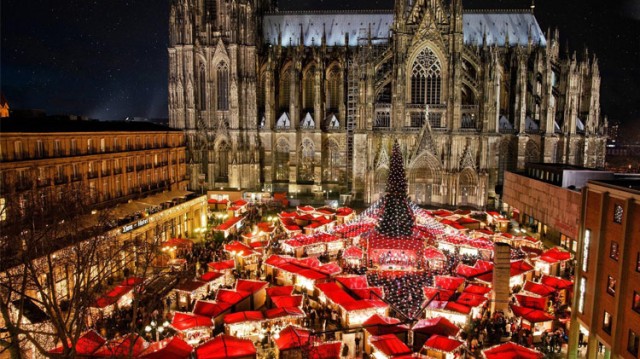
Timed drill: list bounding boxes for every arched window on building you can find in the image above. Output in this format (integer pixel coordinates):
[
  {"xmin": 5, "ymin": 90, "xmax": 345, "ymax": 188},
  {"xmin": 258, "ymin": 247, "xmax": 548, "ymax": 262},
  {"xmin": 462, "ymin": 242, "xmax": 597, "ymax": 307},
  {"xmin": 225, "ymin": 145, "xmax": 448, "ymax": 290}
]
[
  {"xmin": 204, "ymin": 0, "xmax": 217, "ymax": 24},
  {"xmin": 303, "ymin": 66, "xmax": 315, "ymax": 111},
  {"xmin": 198, "ymin": 65, "xmax": 206, "ymax": 110},
  {"xmin": 216, "ymin": 62, "xmax": 229, "ymax": 111},
  {"xmin": 274, "ymin": 138, "xmax": 290, "ymax": 182},
  {"xmin": 298, "ymin": 138, "xmax": 315, "ymax": 183},
  {"xmin": 322, "ymin": 139, "xmax": 345, "ymax": 183},
  {"xmin": 410, "ymin": 47, "xmax": 441, "ymax": 104},
  {"xmin": 279, "ymin": 67, "xmax": 291, "ymax": 112},
  {"xmin": 216, "ymin": 141, "xmax": 229, "ymax": 181},
  {"xmin": 327, "ymin": 67, "xmax": 341, "ymax": 112}
]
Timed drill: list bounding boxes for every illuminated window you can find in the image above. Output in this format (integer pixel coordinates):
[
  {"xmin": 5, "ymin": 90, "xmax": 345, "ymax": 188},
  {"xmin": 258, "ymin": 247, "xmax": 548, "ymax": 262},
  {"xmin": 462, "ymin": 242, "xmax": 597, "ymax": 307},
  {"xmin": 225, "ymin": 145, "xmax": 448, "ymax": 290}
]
[
  {"xmin": 279, "ymin": 67, "xmax": 291, "ymax": 111},
  {"xmin": 610, "ymin": 241, "xmax": 619, "ymax": 261},
  {"xmin": 614, "ymin": 204, "xmax": 623, "ymax": 224},
  {"xmin": 633, "ymin": 291, "xmax": 640, "ymax": 314},
  {"xmin": 0, "ymin": 198, "xmax": 6, "ymax": 221},
  {"xmin": 578, "ymin": 277, "xmax": 586, "ymax": 314},
  {"xmin": 629, "ymin": 331, "xmax": 639, "ymax": 357},
  {"xmin": 603, "ymin": 311, "xmax": 612, "ymax": 334},
  {"xmin": 411, "ymin": 47, "xmax": 441, "ymax": 104},
  {"xmin": 582, "ymin": 229, "xmax": 591, "ymax": 272},
  {"xmin": 637, "ymin": 253, "xmax": 640, "ymax": 273},
  {"xmin": 607, "ymin": 276, "xmax": 616, "ymax": 296}
]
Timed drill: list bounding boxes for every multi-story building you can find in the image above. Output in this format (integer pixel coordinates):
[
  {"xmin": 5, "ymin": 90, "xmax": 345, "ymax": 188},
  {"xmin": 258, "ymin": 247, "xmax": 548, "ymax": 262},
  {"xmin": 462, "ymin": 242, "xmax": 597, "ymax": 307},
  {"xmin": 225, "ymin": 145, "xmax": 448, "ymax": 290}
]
[
  {"xmin": 168, "ymin": 0, "xmax": 607, "ymax": 208},
  {"xmin": 569, "ymin": 179, "xmax": 640, "ymax": 358},
  {"xmin": 0, "ymin": 117, "xmax": 188, "ymax": 210},
  {"xmin": 502, "ymin": 163, "xmax": 614, "ymax": 252}
]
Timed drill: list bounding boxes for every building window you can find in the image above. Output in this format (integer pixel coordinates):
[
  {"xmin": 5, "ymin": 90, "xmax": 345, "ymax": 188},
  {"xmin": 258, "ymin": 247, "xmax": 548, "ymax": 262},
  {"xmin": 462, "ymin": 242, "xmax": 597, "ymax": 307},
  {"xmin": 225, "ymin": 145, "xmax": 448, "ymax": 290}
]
[
  {"xmin": 54, "ymin": 140, "xmax": 61, "ymax": 156},
  {"xmin": 633, "ymin": 291, "xmax": 640, "ymax": 314},
  {"xmin": 578, "ymin": 277, "xmax": 586, "ymax": 314},
  {"xmin": 629, "ymin": 331, "xmax": 639, "ymax": 357},
  {"xmin": 100, "ymin": 138, "xmax": 106, "ymax": 152},
  {"xmin": 607, "ymin": 276, "xmax": 616, "ymax": 296},
  {"xmin": 410, "ymin": 47, "xmax": 442, "ymax": 104},
  {"xmin": 35, "ymin": 140, "xmax": 44, "ymax": 158},
  {"xmin": 614, "ymin": 204, "xmax": 623, "ymax": 224},
  {"xmin": 303, "ymin": 66, "xmax": 315, "ymax": 110},
  {"xmin": 216, "ymin": 62, "xmax": 229, "ymax": 111},
  {"xmin": 582, "ymin": 229, "xmax": 591, "ymax": 272},
  {"xmin": 603, "ymin": 311, "xmax": 612, "ymax": 334},
  {"xmin": 610, "ymin": 241, "xmax": 619, "ymax": 261},
  {"xmin": 198, "ymin": 65, "xmax": 206, "ymax": 110},
  {"xmin": 0, "ymin": 197, "xmax": 6, "ymax": 221},
  {"xmin": 279, "ymin": 67, "xmax": 291, "ymax": 111},
  {"xmin": 14, "ymin": 141, "xmax": 23, "ymax": 159},
  {"xmin": 637, "ymin": 252, "xmax": 640, "ymax": 273}
]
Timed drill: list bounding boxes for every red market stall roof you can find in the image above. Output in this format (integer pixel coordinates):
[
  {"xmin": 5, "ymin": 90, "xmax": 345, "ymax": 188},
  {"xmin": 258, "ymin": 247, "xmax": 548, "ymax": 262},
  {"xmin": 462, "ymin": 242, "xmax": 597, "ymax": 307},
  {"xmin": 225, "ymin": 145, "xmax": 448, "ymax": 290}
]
[
  {"xmin": 264, "ymin": 306, "xmax": 305, "ymax": 319},
  {"xmin": 196, "ymin": 334, "xmax": 256, "ymax": 359},
  {"xmin": 336, "ymin": 207, "xmax": 354, "ymax": 216},
  {"xmin": 193, "ymin": 300, "xmax": 233, "ymax": 317},
  {"xmin": 315, "ymin": 282, "xmax": 387, "ymax": 311},
  {"xmin": 215, "ymin": 216, "xmax": 245, "ymax": 231},
  {"xmin": 540, "ymin": 275, "xmax": 573, "ymax": 290},
  {"xmin": 434, "ymin": 276, "xmax": 465, "ymax": 291},
  {"xmin": 92, "ymin": 284, "xmax": 134, "ymax": 308},
  {"xmin": 455, "ymin": 292, "xmax": 488, "ymax": 307},
  {"xmin": 362, "ymin": 314, "xmax": 410, "ymax": 335},
  {"xmin": 308, "ymin": 342, "xmax": 342, "ymax": 359},
  {"xmin": 274, "ymin": 326, "xmax": 310, "ymax": 350},
  {"xmin": 264, "ymin": 255, "xmax": 339, "ymax": 280},
  {"xmin": 216, "ymin": 289, "xmax": 251, "ymax": 305},
  {"xmin": 457, "ymin": 217, "xmax": 480, "ymax": 225},
  {"xmin": 523, "ymin": 281, "xmax": 555, "ymax": 297},
  {"xmin": 139, "ymin": 336, "xmax": 193, "ymax": 359},
  {"xmin": 93, "ymin": 334, "xmax": 148, "ymax": 358},
  {"xmin": 431, "ymin": 209, "xmax": 454, "ymax": 217},
  {"xmin": 482, "ymin": 342, "xmax": 544, "ymax": 359},
  {"xmin": 454, "ymin": 209, "xmax": 471, "ymax": 215},
  {"xmin": 539, "ymin": 247, "xmax": 572, "ymax": 263},
  {"xmin": 423, "ymin": 246, "xmax": 446, "ymax": 261},
  {"xmin": 235, "ymin": 279, "xmax": 268, "ymax": 294},
  {"xmin": 515, "ymin": 294, "xmax": 547, "ymax": 310},
  {"xmin": 423, "ymin": 334, "xmax": 464, "ymax": 353},
  {"xmin": 208, "ymin": 260, "xmax": 236, "ymax": 272},
  {"xmin": 223, "ymin": 311, "xmax": 264, "ymax": 325},
  {"xmin": 297, "ymin": 205, "xmax": 316, "ymax": 213},
  {"xmin": 336, "ymin": 275, "xmax": 370, "ymax": 289},
  {"xmin": 428, "ymin": 300, "xmax": 472, "ymax": 315},
  {"xmin": 200, "ymin": 271, "xmax": 225, "ymax": 282},
  {"xmin": 271, "ymin": 295, "xmax": 303, "ymax": 308},
  {"xmin": 423, "ymin": 287, "xmax": 455, "ymax": 301},
  {"xmin": 224, "ymin": 241, "xmax": 257, "ymax": 257},
  {"xmin": 510, "ymin": 304, "xmax": 554, "ymax": 323},
  {"xmin": 163, "ymin": 237, "xmax": 193, "ymax": 249},
  {"xmin": 464, "ymin": 285, "xmax": 491, "ymax": 296},
  {"xmin": 412, "ymin": 317, "xmax": 460, "ymax": 337},
  {"xmin": 343, "ymin": 246, "xmax": 364, "ymax": 259},
  {"xmin": 257, "ymin": 222, "xmax": 275, "ymax": 233},
  {"xmin": 284, "ymin": 233, "xmax": 341, "ymax": 248},
  {"xmin": 49, "ymin": 330, "xmax": 105, "ymax": 356},
  {"xmin": 333, "ymin": 221, "xmax": 375, "ymax": 238},
  {"xmin": 172, "ymin": 312, "xmax": 213, "ymax": 331},
  {"xmin": 369, "ymin": 334, "xmax": 412, "ymax": 357},
  {"xmin": 477, "ymin": 260, "xmax": 534, "ymax": 282},
  {"xmin": 266, "ymin": 286, "xmax": 294, "ymax": 298}
]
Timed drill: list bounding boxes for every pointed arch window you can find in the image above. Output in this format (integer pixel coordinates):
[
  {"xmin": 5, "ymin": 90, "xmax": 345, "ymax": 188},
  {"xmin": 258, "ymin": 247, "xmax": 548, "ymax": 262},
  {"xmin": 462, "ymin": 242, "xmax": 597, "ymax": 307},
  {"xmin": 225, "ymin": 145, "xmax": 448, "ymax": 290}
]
[
  {"xmin": 303, "ymin": 66, "xmax": 315, "ymax": 110},
  {"xmin": 411, "ymin": 47, "xmax": 441, "ymax": 104},
  {"xmin": 275, "ymin": 139, "xmax": 290, "ymax": 182},
  {"xmin": 327, "ymin": 67, "xmax": 341, "ymax": 111},
  {"xmin": 198, "ymin": 65, "xmax": 207, "ymax": 110},
  {"xmin": 216, "ymin": 62, "xmax": 229, "ymax": 111},
  {"xmin": 204, "ymin": 0, "xmax": 217, "ymax": 25},
  {"xmin": 279, "ymin": 67, "xmax": 291, "ymax": 111},
  {"xmin": 216, "ymin": 142, "xmax": 229, "ymax": 181}
]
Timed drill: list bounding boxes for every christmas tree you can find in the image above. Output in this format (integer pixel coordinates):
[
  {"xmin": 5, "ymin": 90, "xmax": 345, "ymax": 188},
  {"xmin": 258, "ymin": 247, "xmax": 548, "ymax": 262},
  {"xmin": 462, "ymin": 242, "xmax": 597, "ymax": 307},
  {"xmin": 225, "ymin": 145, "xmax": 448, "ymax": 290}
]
[{"xmin": 377, "ymin": 140, "xmax": 415, "ymax": 237}]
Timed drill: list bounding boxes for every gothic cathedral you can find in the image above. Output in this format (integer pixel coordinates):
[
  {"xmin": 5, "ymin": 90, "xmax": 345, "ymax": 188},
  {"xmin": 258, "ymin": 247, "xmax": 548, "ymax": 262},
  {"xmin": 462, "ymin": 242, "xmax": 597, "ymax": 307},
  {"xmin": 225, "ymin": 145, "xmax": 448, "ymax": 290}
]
[{"xmin": 168, "ymin": 0, "xmax": 607, "ymax": 208}]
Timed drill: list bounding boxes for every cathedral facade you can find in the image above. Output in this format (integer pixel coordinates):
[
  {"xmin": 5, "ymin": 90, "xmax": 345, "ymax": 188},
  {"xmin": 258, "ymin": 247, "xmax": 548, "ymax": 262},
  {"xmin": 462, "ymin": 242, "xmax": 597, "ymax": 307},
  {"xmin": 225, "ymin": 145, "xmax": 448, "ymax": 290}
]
[{"xmin": 168, "ymin": 0, "xmax": 607, "ymax": 208}]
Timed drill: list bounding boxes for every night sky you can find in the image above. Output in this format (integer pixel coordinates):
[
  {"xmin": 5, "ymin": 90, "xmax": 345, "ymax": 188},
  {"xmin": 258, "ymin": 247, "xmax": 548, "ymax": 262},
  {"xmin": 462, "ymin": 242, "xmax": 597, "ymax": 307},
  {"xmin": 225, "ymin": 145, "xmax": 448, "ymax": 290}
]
[{"xmin": 2, "ymin": 0, "xmax": 639, "ymax": 133}]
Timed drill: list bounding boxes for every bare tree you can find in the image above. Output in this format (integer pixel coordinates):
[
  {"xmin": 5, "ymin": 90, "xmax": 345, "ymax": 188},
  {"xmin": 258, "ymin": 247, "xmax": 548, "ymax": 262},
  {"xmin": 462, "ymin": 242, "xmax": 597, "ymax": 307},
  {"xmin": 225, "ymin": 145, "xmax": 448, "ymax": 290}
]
[{"xmin": 0, "ymin": 183, "xmax": 163, "ymax": 358}]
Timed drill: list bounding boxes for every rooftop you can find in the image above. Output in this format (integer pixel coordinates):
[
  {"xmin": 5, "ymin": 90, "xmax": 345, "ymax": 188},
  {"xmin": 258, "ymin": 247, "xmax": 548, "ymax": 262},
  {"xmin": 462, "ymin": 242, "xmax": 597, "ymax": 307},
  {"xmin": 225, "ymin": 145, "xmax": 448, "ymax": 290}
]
[
  {"xmin": 590, "ymin": 178, "xmax": 640, "ymax": 194},
  {"xmin": 0, "ymin": 117, "xmax": 181, "ymax": 133}
]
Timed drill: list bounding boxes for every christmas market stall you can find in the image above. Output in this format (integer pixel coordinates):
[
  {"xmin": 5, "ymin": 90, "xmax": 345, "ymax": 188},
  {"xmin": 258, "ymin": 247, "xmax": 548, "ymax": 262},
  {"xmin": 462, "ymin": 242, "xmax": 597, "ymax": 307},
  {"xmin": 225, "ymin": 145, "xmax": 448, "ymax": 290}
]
[
  {"xmin": 540, "ymin": 275, "xmax": 573, "ymax": 305},
  {"xmin": 215, "ymin": 215, "xmax": 245, "ymax": 239},
  {"xmin": 223, "ymin": 311, "xmax": 264, "ymax": 339},
  {"xmin": 139, "ymin": 336, "xmax": 193, "ymax": 359},
  {"xmin": 48, "ymin": 329, "xmax": 105, "ymax": 357},
  {"xmin": 485, "ymin": 211, "xmax": 509, "ymax": 232},
  {"xmin": 307, "ymin": 341, "xmax": 343, "ymax": 359},
  {"xmin": 235, "ymin": 279, "xmax": 269, "ymax": 310},
  {"xmin": 207, "ymin": 260, "xmax": 237, "ymax": 286},
  {"xmin": 362, "ymin": 314, "xmax": 410, "ymax": 356},
  {"xmin": 534, "ymin": 247, "xmax": 572, "ymax": 276},
  {"xmin": 162, "ymin": 237, "xmax": 194, "ymax": 259},
  {"xmin": 193, "ymin": 300, "xmax": 233, "ymax": 328},
  {"xmin": 509, "ymin": 304, "xmax": 555, "ymax": 336},
  {"xmin": 481, "ymin": 342, "xmax": 544, "ymax": 359},
  {"xmin": 475, "ymin": 260, "xmax": 535, "ymax": 288},
  {"xmin": 315, "ymin": 282, "xmax": 388, "ymax": 328},
  {"xmin": 335, "ymin": 207, "xmax": 356, "ymax": 224},
  {"xmin": 89, "ymin": 277, "xmax": 144, "ymax": 320},
  {"xmin": 264, "ymin": 307, "xmax": 306, "ymax": 327},
  {"xmin": 263, "ymin": 255, "xmax": 341, "ymax": 293},
  {"xmin": 368, "ymin": 333, "xmax": 413, "ymax": 359},
  {"xmin": 195, "ymin": 334, "xmax": 257, "ymax": 359},
  {"xmin": 342, "ymin": 245, "xmax": 365, "ymax": 267},
  {"xmin": 92, "ymin": 333, "xmax": 148, "ymax": 358},
  {"xmin": 282, "ymin": 233, "xmax": 343, "ymax": 258},
  {"xmin": 199, "ymin": 271, "xmax": 226, "ymax": 293},
  {"xmin": 266, "ymin": 285, "xmax": 294, "ymax": 306},
  {"xmin": 273, "ymin": 325, "xmax": 311, "ymax": 359},
  {"xmin": 420, "ymin": 334, "xmax": 464, "ymax": 359},
  {"xmin": 173, "ymin": 280, "xmax": 210, "ymax": 309},
  {"xmin": 425, "ymin": 301, "xmax": 471, "ymax": 326},
  {"xmin": 224, "ymin": 241, "xmax": 260, "ymax": 272},
  {"xmin": 171, "ymin": 311, "xmax": 214, "ymax": 345},
  {"xmin": 411, "ymin": 317, "xmax": 460, "ymax": 351}
]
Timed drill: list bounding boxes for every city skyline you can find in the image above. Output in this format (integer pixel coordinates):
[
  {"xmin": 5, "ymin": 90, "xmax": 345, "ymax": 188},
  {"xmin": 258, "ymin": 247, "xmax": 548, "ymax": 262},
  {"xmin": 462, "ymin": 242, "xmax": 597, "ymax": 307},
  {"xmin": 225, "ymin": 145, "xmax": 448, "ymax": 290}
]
[{"xmin": 1, "ymin": 0, "xmax": 639, "ymax": 132}]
